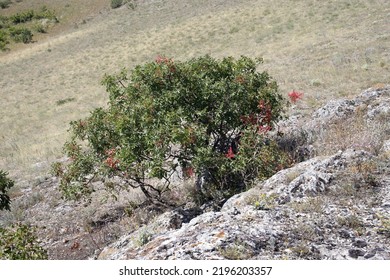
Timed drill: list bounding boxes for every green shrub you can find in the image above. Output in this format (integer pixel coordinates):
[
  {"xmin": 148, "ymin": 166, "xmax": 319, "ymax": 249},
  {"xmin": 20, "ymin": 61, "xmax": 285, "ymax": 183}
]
[
  {"xmin": 0, "ymin": 224, "xmax": 48, "ymax": 260},
  {"xmin": 0, "ymin": 170, "xmax": 13, "ymax": 211},
  {"xmin": 111, "ymin": 0, "xmax": 124, "ymax": 9},
  {"xmin": 9, "ymin": 27, "xmax": 33, "ymax": 43},
  {"xmin": 10, "ymin": 10, "xmax": 35, "ymax": 24},
  {"xmin": 127, "ymin": 0, "xmax": 137, "ymax": 10},
  {"xmin": 0, "ymin": 0, "xmax": 12, "ymax": 9},
  {"xmin": 54, "ymin": 56, "xmax": 286, "ymax": 204},
  {"xmin": 0, "ymin": 30, "xmax": 9, "ymax": 51},
  {"xmin": 34, "ymin": 23, "xmax": 47, "ymax": 33},
  {"xmin": 0, "ymin": 15, "xmax": 10, "ymax": 29},
  {"xmin": 8, "ymin": 7, "xmax": 57, "ymax": 24},
  {"xmin": 56, "ymin": 97, "xmax": 76, "ymax": 106},
  {"xmin": 0, "ymin": 7, "xmax": 58, "ymax": 50},
  {"xmin": 34, "ymin": 6, "xmax": 58, "ymax": 22}
]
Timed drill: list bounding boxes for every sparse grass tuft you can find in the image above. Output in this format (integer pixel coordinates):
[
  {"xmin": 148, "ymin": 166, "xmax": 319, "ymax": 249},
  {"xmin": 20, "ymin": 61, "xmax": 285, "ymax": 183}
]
[
  {"xmin": 290, "ymin": 243, "xmax": 311, "ymax": 258},
  {"xmin": 247, "ymin": 193, "xmax": 278, "ymax": 211},
  {"xmin": 314, "ymin": 108, "xmax": 390, "ymax": 156},
  {"xmin": 376, "ymin": 214, "xmax": 390, "ymax": 237},
  {"xmin": 337, "ymin": 214, "xmax": 365, "ymax": 234},
  {"xmin": 136, "ymin": 230, "xmax": 152, "ymax": 247},
  {"xmin": 56, "ymin": 97, "xmax": 75, "ymax": 106},
  {"xmin": 218, "ymin": 240, "xmax": 254, "ymax": 260},
  {"xmin": 290, "ymin": 197, "xmax": 325, "ymax": 213}
]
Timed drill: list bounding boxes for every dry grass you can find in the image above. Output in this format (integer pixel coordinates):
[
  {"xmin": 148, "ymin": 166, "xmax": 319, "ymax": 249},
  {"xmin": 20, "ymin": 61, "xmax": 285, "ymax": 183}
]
[
  {"xmin": 218, "ymin": 240, "xmax": 254, "ymax": 260},
  {"xmin": 0, "ymin": 0, "xmax": 389, "ymax": 182},
  {"xmin": 313, "ymin": 108, "xmax": 390, "ymax": 156},
  {"xmin": 290, "ymin": 197, "xmax": 325, "ymax": 214}
]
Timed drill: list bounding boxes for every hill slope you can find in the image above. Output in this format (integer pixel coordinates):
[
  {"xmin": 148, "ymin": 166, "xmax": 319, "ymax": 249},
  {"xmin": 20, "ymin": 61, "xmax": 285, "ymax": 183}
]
[
  {"xmin": 0, "ymin": 0, "xmax": 389, "ymax": 260},
  {"xmin": 0, "ymin": 0, "xmax": 389, "ymax": 181}
]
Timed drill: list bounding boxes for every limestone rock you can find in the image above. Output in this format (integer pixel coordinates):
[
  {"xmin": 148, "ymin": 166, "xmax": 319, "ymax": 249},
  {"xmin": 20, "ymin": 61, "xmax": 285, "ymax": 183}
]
[{"xmin": 98, "ymin": 148, "xmax": 390, "ymax": 260}]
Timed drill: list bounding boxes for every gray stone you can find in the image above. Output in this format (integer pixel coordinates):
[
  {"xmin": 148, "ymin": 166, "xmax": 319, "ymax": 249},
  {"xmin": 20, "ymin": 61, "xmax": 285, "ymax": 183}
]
[
  {"xmin": 364, "ymin": 250, "xmax": 376, "ymax": 259},
  {"xmin": 352, "ymin": 239, "xmax": 368, "ymax": 248},
  {"xmin": 348, "ymin": 249, "xmax": 366, "ymax": 258}
]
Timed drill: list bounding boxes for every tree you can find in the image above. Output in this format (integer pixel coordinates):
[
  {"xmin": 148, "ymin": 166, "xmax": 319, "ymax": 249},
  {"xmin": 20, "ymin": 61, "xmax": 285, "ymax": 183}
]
[{"xmin": 53, "ymin": 55, "xmax": 287, "ymax": 205}]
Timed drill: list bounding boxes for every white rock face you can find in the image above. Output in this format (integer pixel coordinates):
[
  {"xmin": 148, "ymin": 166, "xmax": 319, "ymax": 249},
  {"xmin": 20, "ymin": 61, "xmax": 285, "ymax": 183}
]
[{"xmin": 97, "ymin": 149, "xmax": 390, "ymax": 260}]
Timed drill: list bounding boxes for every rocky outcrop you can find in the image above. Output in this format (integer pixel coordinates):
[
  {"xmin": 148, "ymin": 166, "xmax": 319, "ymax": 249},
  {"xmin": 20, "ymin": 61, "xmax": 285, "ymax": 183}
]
[
  {"xmin": 97, "ymin": 85, "xmax": 390, "ymax": 260},
  {"xmin": 309, "ymin": 85, "xmax": 390, "ymax": 126},
  {"xmin": 98, "ymin": 148, "xmax": 390, "ymax": 260},
  {"xmin": 277, "ymin": 85, "xmax": 390, "ymax": 159}
]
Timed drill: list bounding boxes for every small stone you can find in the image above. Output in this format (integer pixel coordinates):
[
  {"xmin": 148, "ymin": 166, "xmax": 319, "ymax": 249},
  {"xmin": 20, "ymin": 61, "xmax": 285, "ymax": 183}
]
[
  {"xmin": 339, "ymin": 229, "xmax": 352, "ymax": 239},
  {"xmin": 364, "ymin": 250, "xmax": 376, "ymax": 259},
  {"xmin": 231, "ymin": 207, "xmax": 240, "ymax": 216},
  {"xmin": 380, "ymin": 139, "xmax": 390, "ymax": 154},
  {"xmin": 278, "ymin": 195, "xmax": 290, "ymax": 204},
  {"xmin": 348, "ymin": 249, "xmax": 365, "ymax": 258},
  {"xmin": 352, "ymin": 239, "xmax": 368, "ymax": 248},
  {"xmin": 166, "ymin": 248, "xmax": 174, "ymax": 256}
]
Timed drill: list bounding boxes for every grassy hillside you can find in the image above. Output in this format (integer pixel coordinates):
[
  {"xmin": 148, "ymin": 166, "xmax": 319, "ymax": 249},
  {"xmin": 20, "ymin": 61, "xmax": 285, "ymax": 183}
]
[{"xmin": 0, "ymin": 0, "xmax": 389, "ymax": 181}]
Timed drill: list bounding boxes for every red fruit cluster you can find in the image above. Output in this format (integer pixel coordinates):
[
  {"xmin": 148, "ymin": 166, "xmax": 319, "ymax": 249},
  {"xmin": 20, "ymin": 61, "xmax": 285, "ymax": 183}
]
[
  {"xmin": 240, "ymin": 100, "xmax": 273, "ymax": 134},
  {"xmin": 235, "ymin": 75, "xmax": 246, "ymax": 84},
  {"xmin": 258, "ymin": 125, "xmax": 271, "ymax": 134},
  {"xmin": 240, "ymin": 114, "xmax": 258, "ymax": 125},
  {"xmin": 105, "ymin": 157, "xmax": 119, "ymax": 169},
  {"xmin": 155, "ymin": 55, "xmax": 173, "ymax": 65},
  {"xmin": 288, "ymin": 90, "xmax": 304, "ymax": 103},
  {"xmin": 155, "ymin": 55, "xmax": 176, "ymax": 75},
  {"xmin": 183, "ymin": 167, "xmax": 195, "ymax": 178},
  {"xmin": 225, "ymin": 146, "xmax": 235, "ymax": 159},
  {"xmin": 258, "ymin": 100, "xmax": 272, "ymax": 124},
  {"xmin": 104, "ymin": 148, "xmax": 119, "ymax": 169}
]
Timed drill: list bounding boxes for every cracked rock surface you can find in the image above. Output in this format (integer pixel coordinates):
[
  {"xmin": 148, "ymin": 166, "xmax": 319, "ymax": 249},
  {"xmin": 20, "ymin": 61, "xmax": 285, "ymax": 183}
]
[{"xmin": 98, "ymin": 149, "xmax": 390, "ymax": 260}]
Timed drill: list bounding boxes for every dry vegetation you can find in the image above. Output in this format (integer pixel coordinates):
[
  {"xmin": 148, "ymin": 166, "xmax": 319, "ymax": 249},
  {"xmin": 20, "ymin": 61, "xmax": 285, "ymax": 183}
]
[{"xmin": 314, "ymin": 106, "xmax": 390, "ymax": 156}]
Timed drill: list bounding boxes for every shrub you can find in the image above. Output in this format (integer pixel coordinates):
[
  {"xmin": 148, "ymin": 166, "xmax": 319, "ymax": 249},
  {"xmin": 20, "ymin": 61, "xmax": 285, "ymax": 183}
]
[
  {"xmin": 10, "ymin": 10, "xmax": 35, "ymax": 24},
  {"xmin": 34, "ymin": 6, "xmax": 58, "ymax": 22},
  {"xmin": 0, "ymin": 30, "xmax": 9, "ymax": 51},
  {"xmin": 0, "ymin": 0, "xmax": 12, "ymax": 9},
  {"xmin": 0, "ymin": 15, "xmax": 10, "ymax": 29},
  {"xmin": 56, "ymin": 97, "xmax": 76, "ymax": 106},
  {"xmin": 0, "ymin": 170, "xmax": 13, "ymax": 211},
  {"xmin": 0, "ymin": 224, "xmax": 48, "ymax": 260},
  {"xmin": 0, "ymin": 7, "xmax": 58, "ymax": 50},
  {"xmin": 34, "ymin": 23, "xmax": 47, "ymax": 33},
  {"xmin": 111, "ymin": 0, "xmax": 124, "ymax": 9},
  {"xmin": 9, "ymin": 27, "xmax": 33, "ymax": 43},
  {"xmin": 54, "ymin": 56, "xmax": 286, "ymax": 205},
  {"xmin": 127, "ymin": 0, "xmax": 137, "ymax": 10}
]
